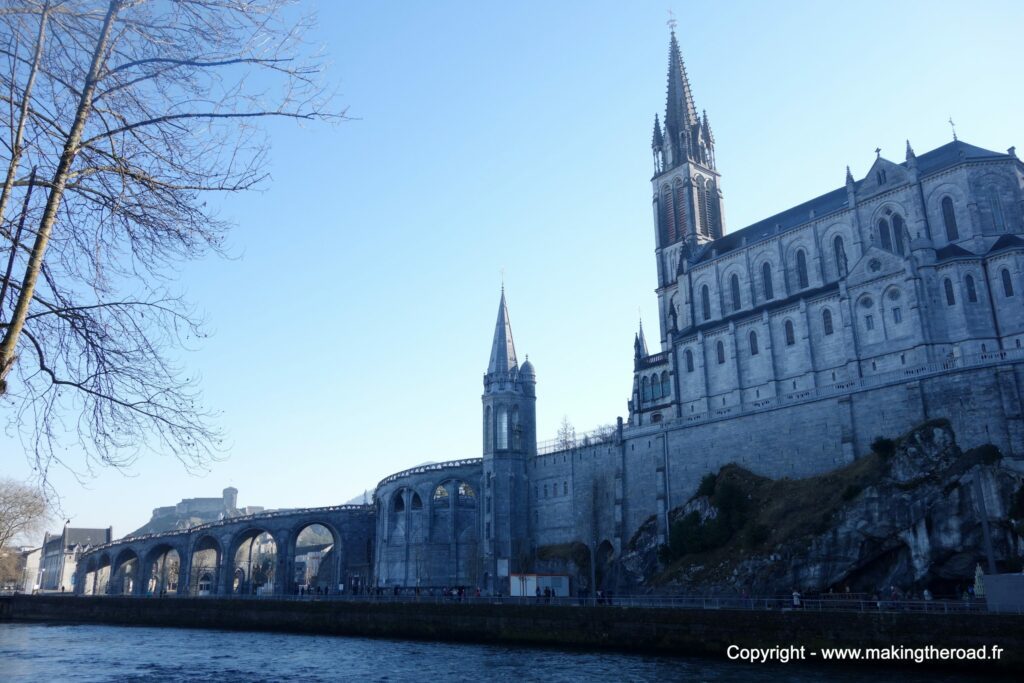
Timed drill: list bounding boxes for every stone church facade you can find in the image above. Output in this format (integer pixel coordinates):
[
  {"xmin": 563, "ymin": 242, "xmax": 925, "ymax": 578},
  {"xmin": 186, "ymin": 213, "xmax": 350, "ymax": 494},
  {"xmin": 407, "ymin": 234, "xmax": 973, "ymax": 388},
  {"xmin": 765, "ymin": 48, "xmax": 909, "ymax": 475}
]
[{"xmin": 372, "ymin": 31, "xmax": 1024, "ymax": 594}]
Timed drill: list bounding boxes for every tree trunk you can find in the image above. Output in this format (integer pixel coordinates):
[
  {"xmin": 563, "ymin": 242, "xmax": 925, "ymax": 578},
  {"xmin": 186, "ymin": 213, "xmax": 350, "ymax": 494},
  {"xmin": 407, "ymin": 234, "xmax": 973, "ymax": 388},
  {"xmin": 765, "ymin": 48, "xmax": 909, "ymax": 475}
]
[{"xmin": 0, "ymin": 0, "xmax": 120, "ymax": 393}]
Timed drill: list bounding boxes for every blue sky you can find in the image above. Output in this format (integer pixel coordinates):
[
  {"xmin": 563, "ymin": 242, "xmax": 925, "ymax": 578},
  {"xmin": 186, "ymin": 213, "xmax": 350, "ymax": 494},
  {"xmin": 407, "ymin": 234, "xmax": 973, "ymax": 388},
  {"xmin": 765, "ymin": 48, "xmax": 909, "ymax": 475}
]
[{"xmin": 6, "ymin": 0, "xmax": 1022, "ymax": 536}]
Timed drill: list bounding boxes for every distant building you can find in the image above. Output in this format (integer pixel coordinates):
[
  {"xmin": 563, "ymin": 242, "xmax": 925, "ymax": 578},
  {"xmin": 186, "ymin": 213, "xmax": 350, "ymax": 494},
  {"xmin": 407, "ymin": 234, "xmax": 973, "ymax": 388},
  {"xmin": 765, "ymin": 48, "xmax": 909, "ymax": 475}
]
[
  {"xmin": 38, "ymin": 525, "xmax": 112, "ymax": 592},
  {"xmin": 130, "ymin": 487, "xmax": 264, "ymax": 536},
  {"xmin": 20, "ymin": 547, "xmax": 41, "ymax": 593}
]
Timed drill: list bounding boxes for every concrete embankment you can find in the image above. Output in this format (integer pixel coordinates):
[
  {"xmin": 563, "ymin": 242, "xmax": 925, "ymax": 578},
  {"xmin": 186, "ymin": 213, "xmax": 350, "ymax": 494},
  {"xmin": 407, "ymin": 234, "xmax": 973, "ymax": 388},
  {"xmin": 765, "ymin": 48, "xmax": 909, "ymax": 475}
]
[{"xmin": 2, "ymin": 595, "xmax": 1022, "ymax": 672}]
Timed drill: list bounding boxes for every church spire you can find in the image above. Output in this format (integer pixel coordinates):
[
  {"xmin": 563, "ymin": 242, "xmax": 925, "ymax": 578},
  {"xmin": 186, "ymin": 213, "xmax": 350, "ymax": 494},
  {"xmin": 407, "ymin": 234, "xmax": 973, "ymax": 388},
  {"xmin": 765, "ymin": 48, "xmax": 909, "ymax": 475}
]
[
  {"xmin": 487, "ymin": 288, "xmax": 518, "ymax": 375},
  {"xmin": 634, "ymin": 318, "xmax": 649, "ymax": 360},
  {"xmin": 663, "ymin": 29, "xmax": 699, "ymax": 167},
  {"xmin": 651, "ymin": 113, "xmax": 664, "ymax": 149}
]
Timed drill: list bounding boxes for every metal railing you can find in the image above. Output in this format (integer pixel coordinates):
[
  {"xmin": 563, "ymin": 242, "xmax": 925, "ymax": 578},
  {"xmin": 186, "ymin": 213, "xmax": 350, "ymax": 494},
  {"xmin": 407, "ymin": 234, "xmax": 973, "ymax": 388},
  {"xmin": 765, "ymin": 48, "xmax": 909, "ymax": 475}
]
[{"xmin": 42, "ymin": 591, "xmax": 1014, "ymax": 615}]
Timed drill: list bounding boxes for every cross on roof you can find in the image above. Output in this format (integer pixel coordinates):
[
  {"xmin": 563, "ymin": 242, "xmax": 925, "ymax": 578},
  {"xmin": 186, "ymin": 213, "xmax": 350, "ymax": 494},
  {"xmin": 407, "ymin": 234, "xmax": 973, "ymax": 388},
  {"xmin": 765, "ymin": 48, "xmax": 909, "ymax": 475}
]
[{"xmin": 667, "ymin": 9, "xmax": 677, "ymax": 31}]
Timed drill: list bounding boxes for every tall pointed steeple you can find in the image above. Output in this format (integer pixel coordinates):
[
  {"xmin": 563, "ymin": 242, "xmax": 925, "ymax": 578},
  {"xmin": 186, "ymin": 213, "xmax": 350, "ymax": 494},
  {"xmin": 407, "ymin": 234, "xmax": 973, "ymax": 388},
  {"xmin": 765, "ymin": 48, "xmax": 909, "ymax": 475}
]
[
  {"xmin": 487, "ymin": 287, "xmax": 518, "ymax": 375},
  {"xmin": 663, "ymin": 29, "xmax": 699, "ymax": 168}
]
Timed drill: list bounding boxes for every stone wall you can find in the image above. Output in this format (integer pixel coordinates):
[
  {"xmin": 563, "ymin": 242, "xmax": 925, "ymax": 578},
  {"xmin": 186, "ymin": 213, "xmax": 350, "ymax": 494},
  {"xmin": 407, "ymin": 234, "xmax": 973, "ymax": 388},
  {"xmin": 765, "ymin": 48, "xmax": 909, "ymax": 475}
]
[
  {"xmin": 3, "ymin": 596, "xmax": 1022, "ymax": 671},
  {"xmin": 530, "ymin": 361, "xmax": 1024, "ymax": 575}
]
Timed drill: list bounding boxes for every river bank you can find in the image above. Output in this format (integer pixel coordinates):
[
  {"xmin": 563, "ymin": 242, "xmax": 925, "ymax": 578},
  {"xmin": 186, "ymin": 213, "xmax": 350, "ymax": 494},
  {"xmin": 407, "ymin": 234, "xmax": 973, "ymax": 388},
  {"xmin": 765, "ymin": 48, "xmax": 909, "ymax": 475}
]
[{"xmin": 2, "ymin": 595, "xmax": 1021, "ymax": 673}]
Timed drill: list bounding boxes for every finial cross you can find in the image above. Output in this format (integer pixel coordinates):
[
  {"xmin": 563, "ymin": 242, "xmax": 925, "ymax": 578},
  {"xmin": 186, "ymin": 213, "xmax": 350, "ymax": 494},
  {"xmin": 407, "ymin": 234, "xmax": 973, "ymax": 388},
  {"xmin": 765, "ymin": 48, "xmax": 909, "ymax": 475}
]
[
  {"xmin": 667, "ymin": 9, "xmax": 677, "ymax": 31},
  {"xmin": 874, "ymin": 147, "xmax": 881, "ymax": 158},
  {"xmin": 949, "ymin": 117, "xmax": 958, "ymax": 141}
]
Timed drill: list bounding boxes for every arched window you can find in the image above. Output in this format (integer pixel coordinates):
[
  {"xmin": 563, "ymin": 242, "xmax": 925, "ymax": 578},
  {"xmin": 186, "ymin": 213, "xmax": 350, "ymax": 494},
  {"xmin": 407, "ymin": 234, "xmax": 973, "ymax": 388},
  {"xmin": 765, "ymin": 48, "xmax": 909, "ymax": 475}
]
[
  {"xmin": 944, "ymin": 278, "xmax": 956, "ymax": 306},
  {"xmin": 674, "ymin": 178, "xmax": 688, "ymax": 239},
  {"xmin": 892, "ymin": 214, "xmax": 906, "ymax": 255},
  {"xmin": 641, "ymin": 376, "xmax": 650, "ymax": 401},
  {"xmin": 511, "ymin": 405, "xmax": 521, "ymax": 449},
  {"xmin": 651, "ymin": 373, "xmax": 661, "ymax": 399},
  {"xmin": 696, "ymin": 177, "xmax": 708, "ymax": 236},
  {"xmin": 749, "ymin": 331, "xmax": 759, "ymax": 356},
  {"xmin": 701, "ymin": 285, "xmax": 711, "ymax": 321},
  {"xmin": 1002, "ymin": 268, "xmax": 1014, "ymax": 297},
  {"xmin": 496, "ymin": 405, "xmax": 508, "ymax": 449},
  {"xmin": 716, "ymin": 340, "xmax": 726, "ymax": 364},
  {"xmin": 705, "ymin": 180, "xmax": 719, "ymax": 237},
  {"xmin": 660, "ymin": 371, "xmax": 670, "ymax": 398},
  {"xmin": 878, "ymin": 218, "xmax": 893, "ymax": 251},
  {"xmin": 685, "ymin": 349, "xmax": 694, "ymax": 372},
  {"xmin": 433, "ymin": 485, "xmax": 448, "ymax": 502},
  {"xmin": 784, "ymin": 320, "xmax": 796, "ymax": 346},
  {"xmin": 660, "ymin": 185, "xmax": 675, "ymax": 245},
  {"xmin": 484, "ymin": 406, "xmax": 491, "ymax": 451},
  {"xmin": 730, "ymin": 273, "xmax": 741, "ymax": 311},
  {"xmin": 823, "ymin": 308, "xmax": 834, "ymax": 336},
  {"xmin": 393, "ymin": 493, "xmax": 405, "ymax": 512},
  {"xmin": 833, "ymin": 236, "xmax": 847, "ymax": 277},
  {"xmin": 941, "ymin": 197, "xmax": 959, "ymax": 241},
  {"xmin": 762, "ymin": 262, "xmax": 774, "ymax": 300},
  {"xmin": 796, "ymin": 249, "xmax": 809, "ymax": 289},
  {"xmin": 988, "ymin": 187, "xmax": 1006, "ymax": 231},
  {"xmin": 965, "ymin": 274, "xmax": 978, "ymax": 303},
  {"xmin": 411, "ymin": 493, "xmax": 423, "ymax": 510}
]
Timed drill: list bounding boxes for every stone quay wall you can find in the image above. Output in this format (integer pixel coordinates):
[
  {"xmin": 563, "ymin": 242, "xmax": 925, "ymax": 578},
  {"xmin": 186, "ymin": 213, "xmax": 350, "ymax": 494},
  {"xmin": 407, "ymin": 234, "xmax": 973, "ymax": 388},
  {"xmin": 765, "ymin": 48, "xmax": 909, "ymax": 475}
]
[{"xmin": 2, "ymin": 595, "xmax": 1022, "ymax": 672}]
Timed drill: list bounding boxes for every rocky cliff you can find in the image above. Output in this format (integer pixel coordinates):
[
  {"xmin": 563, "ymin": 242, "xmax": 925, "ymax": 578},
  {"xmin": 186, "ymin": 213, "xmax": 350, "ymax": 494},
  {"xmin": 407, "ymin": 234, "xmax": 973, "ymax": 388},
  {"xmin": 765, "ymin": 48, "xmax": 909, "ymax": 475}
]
[{"xmin": 619, "ymin": 419, "xmax": 1024, "ymax": 595}]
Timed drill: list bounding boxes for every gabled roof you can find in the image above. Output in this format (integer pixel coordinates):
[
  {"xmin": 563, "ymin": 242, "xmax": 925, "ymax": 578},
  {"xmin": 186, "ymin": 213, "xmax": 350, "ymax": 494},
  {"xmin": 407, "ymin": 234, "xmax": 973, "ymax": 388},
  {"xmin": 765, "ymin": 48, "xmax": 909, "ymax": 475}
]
[
  {"xmin": 935, "ymin": 243, "xmax": 975, "ymax": 260},
  {"xmin": 988, "ymin": 234, "xmax": 1024, "ymax": 254},
  {"xmin": 693, "ymin": 140, "xmax": 1010, "ymax": 265}
]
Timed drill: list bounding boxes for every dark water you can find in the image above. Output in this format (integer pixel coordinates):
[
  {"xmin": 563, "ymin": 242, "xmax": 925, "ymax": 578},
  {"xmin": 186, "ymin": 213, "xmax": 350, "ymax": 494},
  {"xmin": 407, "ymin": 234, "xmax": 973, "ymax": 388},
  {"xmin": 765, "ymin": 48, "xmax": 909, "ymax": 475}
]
[{"xmin": 0, "ymin": 623, "xmax": 998, "ymax": 682}]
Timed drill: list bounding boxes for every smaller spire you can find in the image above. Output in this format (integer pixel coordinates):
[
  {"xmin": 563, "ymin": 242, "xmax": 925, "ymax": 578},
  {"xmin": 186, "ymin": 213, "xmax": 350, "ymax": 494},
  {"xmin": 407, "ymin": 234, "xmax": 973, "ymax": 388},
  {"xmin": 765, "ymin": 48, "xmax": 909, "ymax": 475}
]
[
  {"xmin": 634, "ymin": 317, "xmax": 649, "ymax": 360},
  {"xmin": 845, "ymin": 165, "xmax": 854, "ymax": 185},
  {"xmin": 905, "ymin": 139, "xmax": 916, "ymax": 160},
  {"xmin": 701, "ymin": 109, "xmax": 714, "ymax": 143},
  {"xmin": 651, "ymin": 113, "xmax": 663, "ymax": 149}
]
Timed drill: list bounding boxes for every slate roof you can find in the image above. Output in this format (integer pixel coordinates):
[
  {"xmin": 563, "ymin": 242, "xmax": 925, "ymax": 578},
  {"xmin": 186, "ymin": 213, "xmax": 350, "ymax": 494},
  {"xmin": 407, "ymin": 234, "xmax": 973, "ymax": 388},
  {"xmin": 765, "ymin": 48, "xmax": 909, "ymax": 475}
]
[
  {"xmin": 693, "ymin": 141, "xmax": 1010, "ymax": 265},
  {"xmin": 935, "ymin": 243, "xmax": 975, "ymax": 260},
  {"xmin": 988, "ymin": 234, "xmax": 1024, "ymax": 254}
]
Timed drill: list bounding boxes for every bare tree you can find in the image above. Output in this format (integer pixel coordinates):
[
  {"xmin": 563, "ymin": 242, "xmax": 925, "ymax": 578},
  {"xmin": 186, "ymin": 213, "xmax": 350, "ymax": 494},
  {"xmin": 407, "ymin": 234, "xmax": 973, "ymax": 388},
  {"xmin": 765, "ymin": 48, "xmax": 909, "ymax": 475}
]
[
  {"xmin": 0, "ymin": 477, "xmax": 47, "ymax": 551},
  {"xmin": 556, "ymin": 415, "xmax": 576, "ymax": 450},
  {"xmin": 0, "ymin": 1, "xmax": 341, "ymax": 488}
]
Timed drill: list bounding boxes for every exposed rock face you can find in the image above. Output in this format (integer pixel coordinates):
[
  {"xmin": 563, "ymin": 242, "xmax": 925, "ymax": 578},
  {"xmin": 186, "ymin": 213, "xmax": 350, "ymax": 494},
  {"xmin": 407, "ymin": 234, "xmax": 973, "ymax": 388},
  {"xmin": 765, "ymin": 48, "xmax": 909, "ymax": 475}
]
[{"xmin": 621, "ymin": 420, "xmax": 1024, "ymax": 596}]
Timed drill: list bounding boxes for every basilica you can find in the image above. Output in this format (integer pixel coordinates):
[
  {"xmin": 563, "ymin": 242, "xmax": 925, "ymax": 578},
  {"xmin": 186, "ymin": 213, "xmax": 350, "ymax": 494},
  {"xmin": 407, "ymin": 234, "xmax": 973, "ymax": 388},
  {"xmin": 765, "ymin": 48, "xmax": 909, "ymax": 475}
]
[
  {"xmin": 75, "ymin": 29, "xmax": 1024, "ymax": 598},
  {"xmin": 371, "ymin": 27, "xmax": 1024, "ymax": 594}
]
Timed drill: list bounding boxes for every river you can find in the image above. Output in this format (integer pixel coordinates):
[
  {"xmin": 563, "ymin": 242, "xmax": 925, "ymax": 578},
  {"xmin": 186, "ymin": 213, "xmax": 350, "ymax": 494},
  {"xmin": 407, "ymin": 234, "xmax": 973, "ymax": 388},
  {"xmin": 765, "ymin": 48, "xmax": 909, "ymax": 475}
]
[{"xmin": 0, "ymin": 623, "xmax": 998, "ymax": 681}]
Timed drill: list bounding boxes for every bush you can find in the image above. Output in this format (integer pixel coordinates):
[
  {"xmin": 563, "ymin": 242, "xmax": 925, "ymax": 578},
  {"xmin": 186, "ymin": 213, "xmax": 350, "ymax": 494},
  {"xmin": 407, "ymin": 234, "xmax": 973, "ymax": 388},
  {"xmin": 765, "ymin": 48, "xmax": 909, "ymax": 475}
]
[
  {"xmin": 871, "ymin": 437, "xmax": 896, "ymax": 459},
  {"xmin": 696, "ymin": 473, "xmax": 717, "ymax": 498}
]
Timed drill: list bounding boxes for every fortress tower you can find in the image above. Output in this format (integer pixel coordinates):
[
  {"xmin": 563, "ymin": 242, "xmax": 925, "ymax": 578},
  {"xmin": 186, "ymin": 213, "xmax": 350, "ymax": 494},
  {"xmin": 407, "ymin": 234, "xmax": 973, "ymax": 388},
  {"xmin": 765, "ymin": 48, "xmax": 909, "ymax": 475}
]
[{"xmin": 480, "ymin": 288, "xmax": 536, "ymax": 593}]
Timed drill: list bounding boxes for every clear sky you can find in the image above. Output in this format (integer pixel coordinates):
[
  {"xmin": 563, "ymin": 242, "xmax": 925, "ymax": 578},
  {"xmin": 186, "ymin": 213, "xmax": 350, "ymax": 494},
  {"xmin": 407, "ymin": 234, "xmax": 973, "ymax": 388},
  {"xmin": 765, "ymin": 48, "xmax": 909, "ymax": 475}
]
[{"xmin": 5, "ymin": 0, "xmax": 1022, "ymax": 537}]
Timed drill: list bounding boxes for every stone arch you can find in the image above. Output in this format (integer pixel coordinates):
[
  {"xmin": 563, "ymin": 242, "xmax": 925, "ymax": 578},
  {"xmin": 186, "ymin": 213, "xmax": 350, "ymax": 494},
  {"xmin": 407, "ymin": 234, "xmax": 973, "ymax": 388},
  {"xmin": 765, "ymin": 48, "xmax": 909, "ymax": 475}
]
[
  {"xmin": 110, "ymin": 547, "xmax": 140, "ymax": 595},
  {"xmin": 142, "ymin": 543, "xmax": 182, "ymax": 595},
  {"xmin": 189, "ymin": 534, "xmax": 221, "ymax": 595},
  {"xmin": 290, "ymin": 520, "xmax": 342, "ymax": 594},
  {"xmin": 91, "ymin": 552, "xmax": 112, "ymax": 595},
  {"xmin": 226, "ymin": 526, "xmax": 279, "ymax": 595},
  {"xmin": 78, "ymin": 554, "xmax": 98, "ymax": 595}
]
